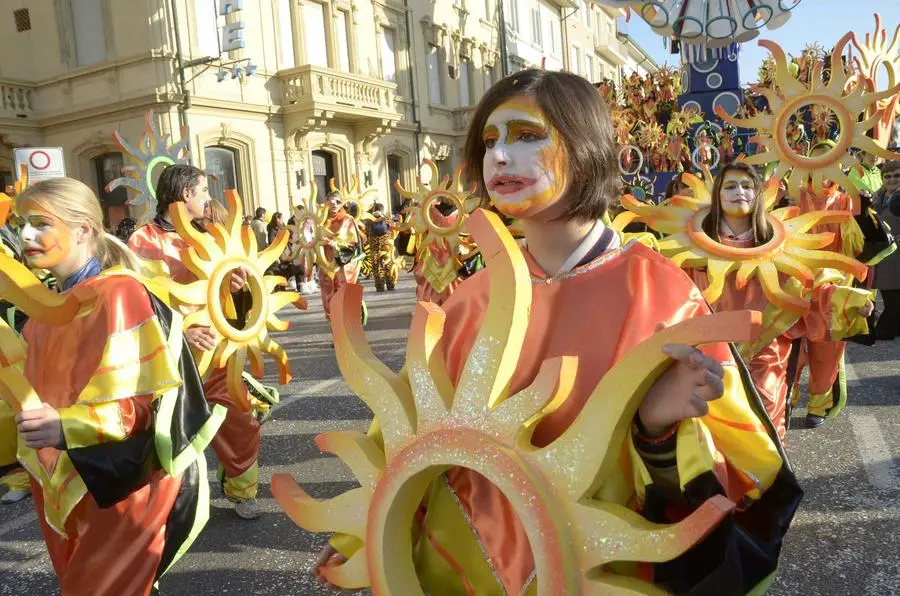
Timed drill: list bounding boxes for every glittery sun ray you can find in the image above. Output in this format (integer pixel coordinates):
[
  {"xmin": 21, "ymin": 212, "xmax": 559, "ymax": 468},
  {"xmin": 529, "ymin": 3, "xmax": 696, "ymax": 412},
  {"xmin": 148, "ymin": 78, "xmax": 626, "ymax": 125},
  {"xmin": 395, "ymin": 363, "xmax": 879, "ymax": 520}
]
[
  {"xmin": 288, "ymin": 181, "xmax": 336, "ymax": 281},
  {"xmin": 719, "ymin": 34, "xmax": 900, "ymax": 206}
]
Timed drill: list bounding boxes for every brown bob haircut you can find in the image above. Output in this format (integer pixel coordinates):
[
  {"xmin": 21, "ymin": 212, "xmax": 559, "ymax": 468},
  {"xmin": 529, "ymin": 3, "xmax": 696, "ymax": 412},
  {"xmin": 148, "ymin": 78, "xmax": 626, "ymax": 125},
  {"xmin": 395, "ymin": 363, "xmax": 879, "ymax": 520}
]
[
  {"xmin": 702, "ymin": 161, "xmax": 773, "ymax": 246},
  {"xmin": 463, "ymin": 69, "xmax": 621, "ymax": 221},
  {"xmin": 156, "ymin": 164, "xmax": 206, "ymax": 217}
]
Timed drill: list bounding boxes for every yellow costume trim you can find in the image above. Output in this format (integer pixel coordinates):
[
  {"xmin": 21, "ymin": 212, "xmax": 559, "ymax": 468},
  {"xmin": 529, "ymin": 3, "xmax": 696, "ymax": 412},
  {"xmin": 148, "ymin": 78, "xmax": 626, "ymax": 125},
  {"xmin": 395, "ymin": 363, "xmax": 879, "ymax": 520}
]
[
  {"xmin": 220, "ymin": 460, "xmax": 259, "ymax": 501},
  {"xmin": 829, "ymin": 285, "xmax": 876, "ymax": 341},
  {"xmin": 0, "ymin": 468, "xmax": 30, "ymax": 492},
  {"xmin": 273, "ymin": 209, "xmax": 760, "ymax": 594},
  {"xmin": 807, "ymin": 391, "xmax": 833, "ymax": 418},
  {"xmin": 717, "ymin": 34, "xmax": 900, "ymax": 207},
  {"xmin": 60, "ymin": 402, "xmax": 131, "ymax": 449},
  {"xmin": 0, "ymin": 400, "xmax": 21, "ymax": 468}
]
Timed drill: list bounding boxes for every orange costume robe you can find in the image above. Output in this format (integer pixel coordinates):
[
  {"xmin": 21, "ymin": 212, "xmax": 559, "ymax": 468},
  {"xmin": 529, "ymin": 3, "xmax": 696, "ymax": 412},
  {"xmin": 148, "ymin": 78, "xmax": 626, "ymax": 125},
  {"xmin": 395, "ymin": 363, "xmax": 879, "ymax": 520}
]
[
  {"xmin": 320, "ymin": 210, "xmax": 361, "ymax": 321},
  {"xmin": 413, "ymin": 207, "xmax": 462, "ymax": 305},
  {"xmin": 793, "ymin": 185, "xmax": 860, "ymax": 416},
  {"xmin": 129, "ymin": 218, "xmax": 261, "ymax": 500},
  {"xmin": 20, "ymin": 272, "xmax": 217, "ymax": 595},
  {"xmin": 340, "ymin": 238, "xmax": 800, "ymax": 594}
]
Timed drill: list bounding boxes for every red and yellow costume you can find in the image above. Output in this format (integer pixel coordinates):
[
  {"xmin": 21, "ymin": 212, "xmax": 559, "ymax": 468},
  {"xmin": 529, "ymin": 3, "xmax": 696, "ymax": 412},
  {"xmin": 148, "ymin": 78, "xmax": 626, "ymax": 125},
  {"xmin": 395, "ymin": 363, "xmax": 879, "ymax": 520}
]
[
  {"xmin": 130, "ymin": 218, "xmax": 261, "ymax": 500},
  {"xmin": 17, "ymin": 271, "xmax": 219, "ymax": 595},
  {"xmin": 319, "ymin": 209, "xmax": 361, "ymax": 321},
  {"xmin": 412, "ymin": 206, "xmax": 462, "ymax": 305}
]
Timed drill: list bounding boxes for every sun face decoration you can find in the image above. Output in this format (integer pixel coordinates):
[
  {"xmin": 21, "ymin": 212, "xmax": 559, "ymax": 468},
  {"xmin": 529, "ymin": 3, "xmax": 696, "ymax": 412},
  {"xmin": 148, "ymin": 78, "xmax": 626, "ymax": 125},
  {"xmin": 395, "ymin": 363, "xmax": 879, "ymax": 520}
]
[
  {"xmin": 850, "ymin": 13, "xmax": 900, "ymax": 150},
  {"xmin": 718, "ymin": 34, "xmax": 900, "ymax": 207},
  {"xmin": 394, "ymin": 159, "xmax": 481, "ymax": 293},
  {"xmin": 622, "ymin": 171, "xmax": 868, "ymax": 313},
  {"xmin": 163, "ymin": 190, "xmax": 305, "ymax": 411},
  {"xmin": 330, "ymin": 175, "xmax": 378, "ymax": 217},
  {"xmin": 106, "ymin": 112, "xmax": 190, "ymax": 223},
  {"xmin": 272, "ymin": 208, "xmax": 762, "ymax": 594},
  {"xmin": 288, "ymin": 180, "xmax": 335, "ymax": 281}
]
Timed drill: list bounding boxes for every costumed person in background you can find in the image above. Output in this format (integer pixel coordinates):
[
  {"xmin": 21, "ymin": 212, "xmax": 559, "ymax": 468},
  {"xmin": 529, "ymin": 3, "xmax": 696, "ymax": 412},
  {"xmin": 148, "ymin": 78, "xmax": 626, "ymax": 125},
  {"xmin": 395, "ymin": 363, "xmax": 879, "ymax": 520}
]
[
  {"xmin": 319, "ymin": 190, "xmax": 362, "ymax": 322},
  {"xmin": 114, "ymin": 217, "xmax": 136, "ymax": 243},
  {"xmin": 365, "ymin": 202, "xmax": 397, "ymax": 292},
  {"xmin": 873, "ymin": 159, "xmax": 900, "ymax": 340},
  {"xmin": 790, "ymin": 141, "xmax": 867, "ymax": 427},
  {"xmin": 669, "ymin": 164, "xmax": 872, "ymax": 438},
  {"xmin": 0, "ymin": 201, "xmax": 31, "ymax": 504},
  {"xmin": 129, "ymin": 165, "xmax": 263, "ymax": 519},
  {"xmin": 316, "ymin": 69, "xmax": 800, "ymax": 594},
  {"xmin": 11, "ymin": 178, "xmax": 220, "ymax": 595}
]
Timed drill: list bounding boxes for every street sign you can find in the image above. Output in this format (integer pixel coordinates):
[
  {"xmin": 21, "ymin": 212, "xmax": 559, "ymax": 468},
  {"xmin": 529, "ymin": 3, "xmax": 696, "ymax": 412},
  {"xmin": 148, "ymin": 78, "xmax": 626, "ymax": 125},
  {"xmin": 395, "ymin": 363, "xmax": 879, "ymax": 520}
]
[{"xmin": 14, "ymin": 147, "xmax": 66, "ymax": 183}]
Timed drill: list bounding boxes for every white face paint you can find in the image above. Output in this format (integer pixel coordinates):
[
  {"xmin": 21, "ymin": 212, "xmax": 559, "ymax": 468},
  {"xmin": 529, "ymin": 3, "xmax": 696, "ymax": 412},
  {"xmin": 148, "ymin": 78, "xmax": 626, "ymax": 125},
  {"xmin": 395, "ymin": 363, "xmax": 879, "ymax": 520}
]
[
  {"xmin": 482, "ymin": 96, "xmax": 568, "ymax": 219},
  {"xmin": 720, "ymin": 171, "xmax": 756, "ymax": 218}
]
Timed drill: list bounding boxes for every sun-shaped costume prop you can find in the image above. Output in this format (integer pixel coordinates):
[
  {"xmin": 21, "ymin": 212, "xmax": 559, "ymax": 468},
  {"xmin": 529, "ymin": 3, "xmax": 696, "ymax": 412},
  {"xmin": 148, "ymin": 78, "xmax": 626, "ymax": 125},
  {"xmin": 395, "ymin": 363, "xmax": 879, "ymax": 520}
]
[
  {"xmin": 271, "ymin": 208, "xmax": 767, "ymax": 594},
  {"xmin": 621, "ymin": 172, "xmax": 868, "ymax": 313},
  {"xmin": 288, "ymin": 180, "xmax": 336, "ymax": 281},
  {"xmin": 330, "ymin": 175, "xmax": 378, "ymax": 216},
  {"xmin": 394, "ymin": 160, "xmax": 481, "ymax": 295},
  {"xmin": 850, "ymin": 13, "xmax": 900, "ymax": 151},
  {"xmin": 717, "ymin": 34, "xmax": 900, "ymax": 206},
  {"xmin": 163, "ymin": 190, "xmax": 305, "ymax": 411},
  {"xmin": 105, "ymin": 112, "xmax": 190, "ymax": 223}
]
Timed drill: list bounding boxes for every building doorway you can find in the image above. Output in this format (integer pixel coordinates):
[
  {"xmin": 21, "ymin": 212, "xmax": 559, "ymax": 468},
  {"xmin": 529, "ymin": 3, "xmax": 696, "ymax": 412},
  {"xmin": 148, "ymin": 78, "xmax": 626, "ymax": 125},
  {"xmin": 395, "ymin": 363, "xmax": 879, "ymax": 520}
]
[
  {"xmin": 387, "ymin": 154, "xmax": 403, "ymax": 213},
  {"xmin": 93, "ymin": 152, "xmax": 129, "ymax": 229},
  {"xmin": 204, "ymin": 146, "xmax": 241, "ymax": 205},
  {"xmin": 311, "ymin": 150, "xmax": 335, "ymax": 205}
]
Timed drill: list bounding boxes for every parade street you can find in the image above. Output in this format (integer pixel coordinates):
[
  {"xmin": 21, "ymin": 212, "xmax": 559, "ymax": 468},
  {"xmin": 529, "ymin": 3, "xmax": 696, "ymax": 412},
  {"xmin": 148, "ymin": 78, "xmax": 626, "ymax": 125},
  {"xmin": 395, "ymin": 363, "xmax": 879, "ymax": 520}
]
[{"xmin": 1, "ymin": 274, "xmax": 898, "ymax": 596}]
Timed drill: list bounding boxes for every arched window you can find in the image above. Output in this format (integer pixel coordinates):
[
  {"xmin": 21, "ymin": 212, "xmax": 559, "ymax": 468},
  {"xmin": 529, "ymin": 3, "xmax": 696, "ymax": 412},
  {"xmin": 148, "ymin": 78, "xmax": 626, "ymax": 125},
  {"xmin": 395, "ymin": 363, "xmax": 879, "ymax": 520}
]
[
  {"xmin": 204, "ymin": 146, "xmax": 241, "ymax": 204},
  {"xmin": 92, "ymin": 152, "xmax": 128, "ymax": 229}
]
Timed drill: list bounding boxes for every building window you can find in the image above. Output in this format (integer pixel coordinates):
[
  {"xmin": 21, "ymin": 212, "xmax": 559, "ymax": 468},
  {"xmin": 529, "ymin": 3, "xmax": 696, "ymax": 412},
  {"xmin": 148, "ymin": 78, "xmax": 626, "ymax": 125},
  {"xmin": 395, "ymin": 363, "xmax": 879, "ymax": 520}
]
[
  {"xmin": 302, "ymin": 1, "xmax": 328, "ymax": 67},
  {"xmin": 387, "ymin": 154, "xmax": 403, "ymax": 212},
  {"xmin": 458, "ymin": 59, "xmax": 472, "ymax": 106},
  {"xmin": 570, "ymin": 46, "xmax": 580, "ymax": 75},
  {"xmin": 380, "ymin": 28, "xmax": 398, "ymax": 83},
  {"xmin": 484, "ymin": 0, "xmax": 492, "ymax": 21},
  {"xmin": 93, "ymin": 153, "xmax": 128, "ymax": 228},
  {"xmin": 277, "ymin": 0, "xmax": 296, "ymax": 68},
  {"xmin": 427, "ymin": 46, "xmax": 445, "ymax": 104},
  {"xmin": 586, "ymin": 55, "xmax": 593, "ymax": 82},
  {"xmin": 193, "ymin": 0, "xmax": 220, "ymax": 57},
  {"xmin": 336, "ymin": 9, "xmax": 351, "ymax": 72},
  {"xmin": 582, "ymin": 0, "xmax": 591, "ymax": 28},
  {"xmin": 530, "ymin": 8, "xmax": 542, "ymax": 46},
  {"xmin": 204, "ymin": 146, "xmax": 241, "ymax": 205},
  {"xmin": 549, "ymin": 19, "xmax": 560, "ymax": 57},
  {"xmin": 71, "ymin": 0, "xmax": 107, "ymax": 66},
  {"xmin": 503, "ymin": 0, "xmax": 518, "ymax": 33}
]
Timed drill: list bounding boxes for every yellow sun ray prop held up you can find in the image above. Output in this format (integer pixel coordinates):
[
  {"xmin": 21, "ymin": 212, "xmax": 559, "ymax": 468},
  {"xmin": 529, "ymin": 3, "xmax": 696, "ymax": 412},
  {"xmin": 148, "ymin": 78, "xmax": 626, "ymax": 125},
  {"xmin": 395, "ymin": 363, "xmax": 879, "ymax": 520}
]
[
  {"xmin": 622, "ymin": 172, "xmax": 868, "ymax": 313},
  {"xmin": 849, "ymin": 13, "xmax": 900, "ymax": 151},
  {"xmin": 717, "ymin": 34, "xmax": 900, "ymax": 207},
  {"xmin": 165, "ymin": 190, "xmax": 305, "ymax": 411},
  {"xmin": 272, "ymin": 208, "xmax": 768, "ymax": 594},
  {"xmin": 288, "ymin": 180, "xmax": 336, "ymax": 281}
]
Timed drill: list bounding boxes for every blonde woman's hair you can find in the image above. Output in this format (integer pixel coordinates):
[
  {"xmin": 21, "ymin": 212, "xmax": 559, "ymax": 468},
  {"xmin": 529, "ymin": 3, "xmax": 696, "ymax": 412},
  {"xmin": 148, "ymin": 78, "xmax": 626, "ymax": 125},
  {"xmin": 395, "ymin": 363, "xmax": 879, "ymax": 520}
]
[
  {"xmin": 207, "ymin": 199, "xmax": 229, "ymax": 226},
  {"xmin": 16, "ymin": 177, "xmax": 140, "ymax": 271}
]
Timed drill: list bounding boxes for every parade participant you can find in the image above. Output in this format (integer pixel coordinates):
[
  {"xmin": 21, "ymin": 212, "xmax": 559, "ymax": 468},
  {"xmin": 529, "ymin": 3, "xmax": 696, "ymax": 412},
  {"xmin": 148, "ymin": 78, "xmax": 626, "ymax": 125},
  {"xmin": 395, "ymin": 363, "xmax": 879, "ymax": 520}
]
[
  {"xmin": 316, "ymin": 69, "xmax": 800, "ymax": 594},
  {"xmin": 0, "ymin": 206, "xmax": 30, "ymax": 504},
  {"xmin": 679, "ymin": 163, "xmax": 872, "ymax": 437},
  {"xmin": 365, "ymin": 203, "xmax": 396, "ymax": 292},
  {"xmin": 129, "ymin": 164, "xmax": 263, "ymax": 519},
  {"xmin": 873, "ymin": 160, "xmax": 900, "ymax": 340},
  {"xmin": 320, "ymin": 190, "xmax": 362, "ymax": 321},
  {"xmin": 11, "ymin": 178, "xmax": 219, "ymax": 595}
]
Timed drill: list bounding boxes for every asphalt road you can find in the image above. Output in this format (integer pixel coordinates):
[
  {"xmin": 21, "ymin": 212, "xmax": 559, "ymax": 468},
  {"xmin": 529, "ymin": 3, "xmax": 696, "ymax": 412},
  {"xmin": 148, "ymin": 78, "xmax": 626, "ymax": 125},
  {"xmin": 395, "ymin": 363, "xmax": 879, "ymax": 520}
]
[{"xmin": 1, "ymin": 273, "xmax": 898, "ymax": 595}]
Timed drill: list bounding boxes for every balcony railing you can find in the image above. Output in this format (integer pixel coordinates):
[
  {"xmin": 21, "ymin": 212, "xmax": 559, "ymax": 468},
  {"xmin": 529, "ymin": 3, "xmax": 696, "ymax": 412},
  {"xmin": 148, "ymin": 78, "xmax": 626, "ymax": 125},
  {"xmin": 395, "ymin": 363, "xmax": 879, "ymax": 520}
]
[
  {"xmin": 278, "ymin": 65, "xmax": 399, "ymax": 120},
  {"xmin": 595, "ymin": 35, "xmax": 628, "ymax": 65},
  {"xmin": 1, "ymin": 82, "xmax": 35, "ymax": 117}
]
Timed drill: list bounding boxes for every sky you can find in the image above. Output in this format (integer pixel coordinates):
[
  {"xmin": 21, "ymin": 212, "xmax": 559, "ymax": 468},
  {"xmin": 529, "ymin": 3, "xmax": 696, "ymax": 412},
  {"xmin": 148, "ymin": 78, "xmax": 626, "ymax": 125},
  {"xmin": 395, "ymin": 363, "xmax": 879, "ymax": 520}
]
[{"xmin": 622, "ymin": 0, "xmax": 900, "ymax": 86}]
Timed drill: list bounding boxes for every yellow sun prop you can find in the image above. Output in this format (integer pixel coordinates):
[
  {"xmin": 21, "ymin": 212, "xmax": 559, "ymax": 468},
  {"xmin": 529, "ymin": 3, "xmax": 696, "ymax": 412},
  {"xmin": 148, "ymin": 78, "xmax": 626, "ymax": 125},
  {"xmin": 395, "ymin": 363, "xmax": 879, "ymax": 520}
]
[
  {"xmin": 622, "ymin": 172, "xmax": 868, "ymax": 313},
  {"xmin": 718, "ymin": 34, "xmax": 900, "ymax": 206},
  {"xmin": 393, "ymin": 159, "xmax": 480, "ymax": 293},
  {"xmin": 330, "ymin": 175, "xmax": 377, "ymax": 215},
  {"xmin": 850, "ymin": 13, "xmax": 900, "ymax": 151},
  {"xmin": 164, "ymin": 190, "xmax": 306, "ymax": 411},
  {"xmin": 288, "ymin": 180, "xmax": 336, "ymax": 281},
  {"xmin": 272, "ymin": 208, "xmax": 767, "ymax": 594}
]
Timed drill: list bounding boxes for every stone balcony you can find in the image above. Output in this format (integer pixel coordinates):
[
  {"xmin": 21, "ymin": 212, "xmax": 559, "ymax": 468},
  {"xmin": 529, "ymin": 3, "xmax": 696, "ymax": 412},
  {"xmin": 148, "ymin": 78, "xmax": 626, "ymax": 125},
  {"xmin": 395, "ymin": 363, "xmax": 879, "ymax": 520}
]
[
  {"xmin": 278, "ymin": 65, "xmax": 401, "ymax": 133},
  {"xmin": 1, "ymin": 81, "xmax": 36, "ymax": 119},
  {"xmin": 595, "ymin": 34, "xmax": 628, "ymax": 66},
  {"xmin": 452, "ymin": 107, "xmax": 474, "ymax": 133}
]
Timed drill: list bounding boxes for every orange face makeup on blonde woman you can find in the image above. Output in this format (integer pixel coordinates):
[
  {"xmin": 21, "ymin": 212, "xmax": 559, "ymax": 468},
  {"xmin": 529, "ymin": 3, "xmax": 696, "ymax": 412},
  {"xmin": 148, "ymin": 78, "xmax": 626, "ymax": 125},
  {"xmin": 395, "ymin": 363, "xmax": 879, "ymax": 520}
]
[
  {"xmin": 17, "ymin": 199, "xmax": 73, "ymax": 270},
  {"xmin": 482, "ymin": 96, "xmax": 569, "ymax": 218}
]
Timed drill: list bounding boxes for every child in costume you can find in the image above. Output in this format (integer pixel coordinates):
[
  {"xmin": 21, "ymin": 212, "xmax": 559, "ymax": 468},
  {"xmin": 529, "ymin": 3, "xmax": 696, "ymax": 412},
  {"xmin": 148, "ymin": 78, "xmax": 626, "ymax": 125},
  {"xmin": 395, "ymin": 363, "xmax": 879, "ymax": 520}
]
[
  {"xmin": 129, "ymin": 165, "xmax": 263, "ymax": 519},
  {"xmin": 316, "ymin": 70, "xmax": 800, "ymax": 594},
  {"xmin": 320, "ymin": 190, "xmax": 363, "ymax": 321},
  {"xmin": 677, "ymin": 163, "xmax": 872, "ymax": 438},
  {"xmin": 11, "ymin": 178, "xmax": 219, "ymax": 595}
]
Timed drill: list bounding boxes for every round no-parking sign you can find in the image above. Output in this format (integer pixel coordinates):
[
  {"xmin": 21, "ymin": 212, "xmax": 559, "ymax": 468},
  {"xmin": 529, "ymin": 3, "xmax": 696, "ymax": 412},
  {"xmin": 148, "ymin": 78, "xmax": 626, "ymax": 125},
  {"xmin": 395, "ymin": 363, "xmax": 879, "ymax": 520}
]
[{"xmin": 14, "ymin": 147, "xmax": 66, "ymax": 183}]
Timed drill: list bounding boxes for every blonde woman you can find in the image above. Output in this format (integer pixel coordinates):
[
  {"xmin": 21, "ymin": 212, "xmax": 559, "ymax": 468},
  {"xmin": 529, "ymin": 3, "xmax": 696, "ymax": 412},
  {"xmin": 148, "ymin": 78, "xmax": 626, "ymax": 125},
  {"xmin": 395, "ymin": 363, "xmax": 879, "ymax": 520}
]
[{"xmin": 11, "ymin": 178, "xmax": 220, "ymax": 596}]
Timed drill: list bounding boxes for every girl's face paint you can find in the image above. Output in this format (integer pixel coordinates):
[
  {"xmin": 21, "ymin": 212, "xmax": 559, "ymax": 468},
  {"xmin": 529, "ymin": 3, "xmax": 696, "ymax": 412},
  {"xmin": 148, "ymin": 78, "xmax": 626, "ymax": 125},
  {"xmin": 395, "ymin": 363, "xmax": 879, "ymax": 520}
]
[
  {"xmin": 720, "ymin": 171, "xmax": 756, "ymax": 218},
  {"xmin": 17, "ymin": 200, "xmax": 73, "ymax": 270},
  {"xmin": 482, "ymin": 96, "xmax": 569, "ymax": 218}
]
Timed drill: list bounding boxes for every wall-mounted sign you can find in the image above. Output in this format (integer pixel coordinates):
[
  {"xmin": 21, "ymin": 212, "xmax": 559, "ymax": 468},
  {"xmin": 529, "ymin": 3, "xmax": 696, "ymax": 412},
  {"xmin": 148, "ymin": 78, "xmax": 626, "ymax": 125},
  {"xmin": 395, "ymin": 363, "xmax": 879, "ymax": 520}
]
[
  {"xmin": 218, "ymin": 0, "xmax": 245, "ymax": 58},
  {"xmin": 14, "ymin": 147, "xmax": 66, "ymax": 183}
]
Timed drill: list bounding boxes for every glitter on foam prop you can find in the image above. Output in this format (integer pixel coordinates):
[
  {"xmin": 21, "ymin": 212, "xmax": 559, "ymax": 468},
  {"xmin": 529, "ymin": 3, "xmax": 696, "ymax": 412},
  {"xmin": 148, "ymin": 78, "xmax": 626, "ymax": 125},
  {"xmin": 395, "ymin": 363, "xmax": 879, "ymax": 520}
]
[
  {"xmin": 287, "ymin": 180, "xmax": 336, "ymax": 282},
  {"xmin": 717, "ymin": 34, "xmax": 900, "ymax": 208},
  {"xmin": 270, "ymin": 208, "xmax": 770, "ymax": 595},
  {"xmin": 595, "ymin": 0, "xmax": 801, "ymax": 48},
  {"xmin": 105, "ymin": 112, "xmax": 190, "ymax": 223},
  {"xmin": 849, "ymin": 13, "xmax": 900, "ymax": 151},
  {"xmin": 393, "ymin": 159, "xmax": 481, "ymax": 294},
  {"xmin": 163, "ymin": 189, "xmax": 306, "ymax": 411},
  {"xmin": 621, "ymin": 169, "xmax": 868, "ymax": 313}
]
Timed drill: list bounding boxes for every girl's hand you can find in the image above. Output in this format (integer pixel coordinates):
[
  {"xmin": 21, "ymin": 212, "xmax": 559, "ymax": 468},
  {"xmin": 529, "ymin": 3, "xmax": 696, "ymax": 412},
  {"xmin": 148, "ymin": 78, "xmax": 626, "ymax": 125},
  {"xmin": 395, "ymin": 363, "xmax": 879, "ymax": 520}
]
[
  {"xmin": 16, "ymin": 403, "xmax": 65, "ymax": 449},
  {"xmin": 860, "ymin": 301, "xmax": 875, "ymax": 318},
  {"xmin": 638, "ymin": 344, "xmax": 725, "ymax": 437},
  {"xmin": 313, "ymin": 544, "xmax": 351, "ymax": 590},
  {"xmin": 185, "ymin": 326, "xmax": 217, "ymax": 351}
]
